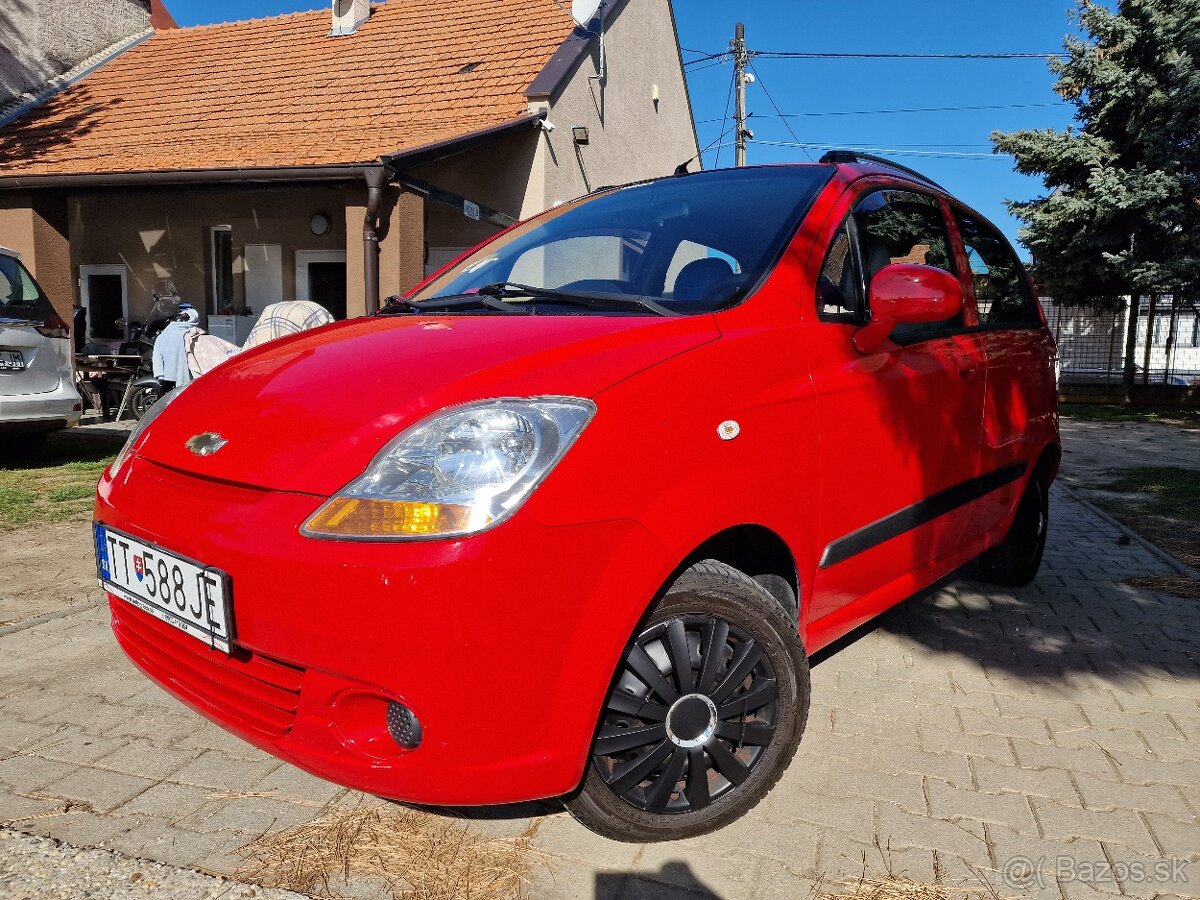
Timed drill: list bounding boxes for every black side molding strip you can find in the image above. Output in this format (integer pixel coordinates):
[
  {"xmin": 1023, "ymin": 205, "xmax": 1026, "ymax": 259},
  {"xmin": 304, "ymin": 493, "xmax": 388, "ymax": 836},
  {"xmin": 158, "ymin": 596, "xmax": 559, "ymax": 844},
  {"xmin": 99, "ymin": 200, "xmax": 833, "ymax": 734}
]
[{"xmin": 819, "ymin": 462, "xmax": 1028, "ymax": 569}]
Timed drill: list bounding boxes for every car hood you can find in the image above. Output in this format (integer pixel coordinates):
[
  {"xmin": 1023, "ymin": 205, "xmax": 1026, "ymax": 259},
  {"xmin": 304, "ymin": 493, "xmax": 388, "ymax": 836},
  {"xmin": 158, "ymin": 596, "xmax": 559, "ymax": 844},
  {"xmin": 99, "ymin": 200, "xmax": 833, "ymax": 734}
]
[{"xmin": 133, "ymin": 313, "xmax": 719, "ymax": 494}]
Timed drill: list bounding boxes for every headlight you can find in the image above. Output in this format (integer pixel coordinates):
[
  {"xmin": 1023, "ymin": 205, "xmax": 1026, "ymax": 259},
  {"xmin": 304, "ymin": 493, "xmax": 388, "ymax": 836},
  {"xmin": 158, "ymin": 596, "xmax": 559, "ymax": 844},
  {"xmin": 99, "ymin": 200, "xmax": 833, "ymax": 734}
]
[
  {"xmin": 302, "ymin": 397, "xmax": 596, "ymax": 540},
  {"xmin": 109, "ymin": 386, "xmax": 183, "ymax": 476}
]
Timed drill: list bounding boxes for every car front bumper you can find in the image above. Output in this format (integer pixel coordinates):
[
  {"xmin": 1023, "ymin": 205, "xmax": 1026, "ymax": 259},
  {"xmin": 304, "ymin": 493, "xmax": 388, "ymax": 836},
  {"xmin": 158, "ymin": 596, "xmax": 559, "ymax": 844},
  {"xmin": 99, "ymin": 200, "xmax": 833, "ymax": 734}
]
[{"xmin": 96, "ymin": 454, "xmax": 673, "ymax": 805}]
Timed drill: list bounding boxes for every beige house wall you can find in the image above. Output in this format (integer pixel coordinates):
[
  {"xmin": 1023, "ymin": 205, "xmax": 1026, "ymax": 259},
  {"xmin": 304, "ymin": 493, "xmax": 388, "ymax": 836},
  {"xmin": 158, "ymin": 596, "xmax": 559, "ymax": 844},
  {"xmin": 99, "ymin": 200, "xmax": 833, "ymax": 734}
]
[
  {"xmin": 68, "ymin": 184, "xmax": 353, "ymax": 325},
  {"xmin": 534, "ymin": 0, "xmax": 699, "ymax": 207}
]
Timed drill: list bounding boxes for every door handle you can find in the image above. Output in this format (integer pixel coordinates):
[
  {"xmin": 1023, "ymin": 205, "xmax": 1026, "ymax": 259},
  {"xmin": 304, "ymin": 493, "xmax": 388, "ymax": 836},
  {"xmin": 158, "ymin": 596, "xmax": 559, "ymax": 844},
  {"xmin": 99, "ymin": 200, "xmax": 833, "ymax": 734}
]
[{"xmin": 959, "ymin": 364, "xmax": 979, "ymax": 381}]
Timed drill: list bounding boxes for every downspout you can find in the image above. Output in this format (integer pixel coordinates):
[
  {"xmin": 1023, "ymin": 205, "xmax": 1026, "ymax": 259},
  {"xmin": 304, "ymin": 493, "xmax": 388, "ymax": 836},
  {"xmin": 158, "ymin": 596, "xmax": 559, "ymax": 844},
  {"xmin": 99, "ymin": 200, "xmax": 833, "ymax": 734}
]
[{"xmin": 363, "ymin": 166, "xmax": 386, "ymax": 314}]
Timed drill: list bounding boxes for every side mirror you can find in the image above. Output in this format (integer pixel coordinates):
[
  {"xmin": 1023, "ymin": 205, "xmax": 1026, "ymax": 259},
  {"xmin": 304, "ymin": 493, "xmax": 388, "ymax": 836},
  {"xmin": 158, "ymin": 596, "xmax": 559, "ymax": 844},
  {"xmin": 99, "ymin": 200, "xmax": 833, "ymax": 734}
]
[{"xmin": 854, "ymin": 263, "xmax": 964, "ymax": 352}]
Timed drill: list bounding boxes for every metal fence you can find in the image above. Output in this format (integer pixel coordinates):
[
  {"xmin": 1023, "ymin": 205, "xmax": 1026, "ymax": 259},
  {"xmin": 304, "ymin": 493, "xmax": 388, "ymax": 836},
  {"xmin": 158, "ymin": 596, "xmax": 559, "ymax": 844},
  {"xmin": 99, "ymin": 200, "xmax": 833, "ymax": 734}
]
[{"xmin": 1043, "ymin": 295, "xmax": 1200, "ymax": 401}]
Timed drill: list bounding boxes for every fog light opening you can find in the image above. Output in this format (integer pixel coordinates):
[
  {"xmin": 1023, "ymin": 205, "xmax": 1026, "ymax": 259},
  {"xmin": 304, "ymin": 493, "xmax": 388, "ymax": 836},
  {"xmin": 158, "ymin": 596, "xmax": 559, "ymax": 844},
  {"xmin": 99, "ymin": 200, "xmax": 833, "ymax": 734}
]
[{"xmin": 386, "ymin": 701, "xmax": 422, "ymax": 749}]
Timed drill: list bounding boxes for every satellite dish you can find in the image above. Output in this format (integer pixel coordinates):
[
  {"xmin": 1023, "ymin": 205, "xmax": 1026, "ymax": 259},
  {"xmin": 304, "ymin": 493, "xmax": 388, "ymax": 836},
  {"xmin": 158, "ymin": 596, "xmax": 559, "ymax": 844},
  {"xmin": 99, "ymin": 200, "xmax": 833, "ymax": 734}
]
[{"xmin": 571, "ymin": 0, "xmax": 602, "ymax": 27}]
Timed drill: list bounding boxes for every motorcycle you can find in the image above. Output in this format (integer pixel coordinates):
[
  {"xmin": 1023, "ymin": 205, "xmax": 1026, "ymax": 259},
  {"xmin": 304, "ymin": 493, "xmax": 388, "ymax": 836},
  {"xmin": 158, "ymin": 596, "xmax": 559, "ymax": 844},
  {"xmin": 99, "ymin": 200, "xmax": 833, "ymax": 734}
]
[{"xmin": 111, "ymin": 290, "xmax": 184, "ymax": 420}]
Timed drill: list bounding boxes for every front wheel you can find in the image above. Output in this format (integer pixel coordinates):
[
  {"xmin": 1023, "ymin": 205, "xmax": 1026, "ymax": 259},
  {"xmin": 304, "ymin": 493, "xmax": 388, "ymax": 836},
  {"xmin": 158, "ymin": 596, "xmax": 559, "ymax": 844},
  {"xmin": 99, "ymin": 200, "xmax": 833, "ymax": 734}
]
[
  {"xmin": 129, "ymin": 384, "xmax": 160, "ymax": 421},
  {"xmin": 977, "ymin": 470, "xmax": 1049, "ymax": 587},
  {"xmin": 565, "ymin": 560, "xmax": 809, "ymax": 842}
]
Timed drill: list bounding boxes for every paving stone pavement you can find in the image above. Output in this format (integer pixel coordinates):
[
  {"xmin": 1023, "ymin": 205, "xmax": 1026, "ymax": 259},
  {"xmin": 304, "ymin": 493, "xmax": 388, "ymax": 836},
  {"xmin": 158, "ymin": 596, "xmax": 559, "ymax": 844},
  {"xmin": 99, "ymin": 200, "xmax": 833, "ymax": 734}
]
[{"xmin": 1, "ymin": 484, "xmax": 1198, "ymax": 899}]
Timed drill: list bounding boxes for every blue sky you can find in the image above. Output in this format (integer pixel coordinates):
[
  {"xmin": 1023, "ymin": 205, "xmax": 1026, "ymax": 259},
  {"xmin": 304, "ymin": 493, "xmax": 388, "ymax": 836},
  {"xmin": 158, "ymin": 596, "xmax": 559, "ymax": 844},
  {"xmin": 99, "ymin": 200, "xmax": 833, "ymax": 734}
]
[{"xmin": 166, "ymin": 0, "xmax": 1081, "ymax": 252}]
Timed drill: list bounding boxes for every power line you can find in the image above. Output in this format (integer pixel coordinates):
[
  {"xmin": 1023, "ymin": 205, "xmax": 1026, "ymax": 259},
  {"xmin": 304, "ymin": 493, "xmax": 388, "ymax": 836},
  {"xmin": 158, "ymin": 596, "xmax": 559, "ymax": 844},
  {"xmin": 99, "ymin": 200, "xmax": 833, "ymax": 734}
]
[
  {"xmin": 685, "ymin": 58, "xmax": 732, "ymax": 75},
  {"xmin": 712, "ymin": 66, "xmax": 737, "ymax": 169},
  {"xmin": 749, "ymin": 139, "xmax": 1012, "ymax": 159},
  {"xmin": 693, "ymin": 102, "xmax": 1064, "ymax": 124},
  {"xmin": 748, "ymin": 60, "xmax": 812, "ymax": 161},
  {"xmin": 686, "ymin": 50, "xmax": 1066, "ymax": 63},
  {"xmin": 753, "ymin": 51, "xmax": 1067, "ymax": 60}
]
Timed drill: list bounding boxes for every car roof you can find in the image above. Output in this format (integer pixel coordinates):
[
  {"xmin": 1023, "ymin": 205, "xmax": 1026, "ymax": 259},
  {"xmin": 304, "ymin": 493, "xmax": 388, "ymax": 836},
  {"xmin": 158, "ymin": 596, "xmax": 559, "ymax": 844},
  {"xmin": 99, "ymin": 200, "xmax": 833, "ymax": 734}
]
[
  {"xmin": 0, "ymin": 246, "xmax": 18, "ymax": 260},
  {"xmin": 815, "ymin": 150, "xmax": 946, "ymax": 192},
  {"xmin": 597, "ymin": 152, "xmax": 947, "ymax": 199}
]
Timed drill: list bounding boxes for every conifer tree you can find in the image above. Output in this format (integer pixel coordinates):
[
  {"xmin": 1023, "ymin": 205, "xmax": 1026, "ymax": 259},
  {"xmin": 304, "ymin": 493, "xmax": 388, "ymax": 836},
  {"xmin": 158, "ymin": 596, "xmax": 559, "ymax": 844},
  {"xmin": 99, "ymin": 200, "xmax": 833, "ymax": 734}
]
[{"xmin": 993, "ymin": 0, "xmax": 1199, "ymax": 390}]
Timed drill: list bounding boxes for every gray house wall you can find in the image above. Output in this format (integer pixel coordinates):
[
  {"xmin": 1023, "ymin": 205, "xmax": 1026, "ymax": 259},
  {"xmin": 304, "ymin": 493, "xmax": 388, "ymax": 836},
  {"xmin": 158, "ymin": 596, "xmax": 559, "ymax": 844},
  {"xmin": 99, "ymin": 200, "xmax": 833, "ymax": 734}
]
[
  {"xmin": 529, "ymin": 0, "xmax": 699, "ymax": 211},
  {"xmin": 0, "ymin": 0, "xmax": 151, "ymax": 110}
]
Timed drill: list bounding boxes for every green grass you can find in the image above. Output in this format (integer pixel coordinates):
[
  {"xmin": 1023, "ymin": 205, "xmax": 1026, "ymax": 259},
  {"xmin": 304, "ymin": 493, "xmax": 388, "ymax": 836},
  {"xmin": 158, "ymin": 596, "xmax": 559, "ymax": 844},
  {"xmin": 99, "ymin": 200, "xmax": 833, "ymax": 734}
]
[
  {"xmin": 1101, "ymin": 466, "xmax": 1200, "ymax": 521},
  {"xmin": 0, "ymin": 431, "xmax": 124, "ymax": 530},
  {"xmin": 1060, "ymin": 403, "xmax": 1200, "ymax": 424}
]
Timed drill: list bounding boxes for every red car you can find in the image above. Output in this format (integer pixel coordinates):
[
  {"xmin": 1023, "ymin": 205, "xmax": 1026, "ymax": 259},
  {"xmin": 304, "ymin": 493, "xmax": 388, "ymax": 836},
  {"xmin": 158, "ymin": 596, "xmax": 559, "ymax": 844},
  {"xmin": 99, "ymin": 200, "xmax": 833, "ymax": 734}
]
[{"xmin": 95, "ymin": 153, "xmax": 1058, "ymax": 842}]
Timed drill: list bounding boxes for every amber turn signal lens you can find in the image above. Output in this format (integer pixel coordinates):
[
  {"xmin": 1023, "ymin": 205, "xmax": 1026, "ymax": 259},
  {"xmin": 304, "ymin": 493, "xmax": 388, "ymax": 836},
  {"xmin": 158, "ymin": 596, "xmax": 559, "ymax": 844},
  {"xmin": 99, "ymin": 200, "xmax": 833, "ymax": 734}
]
[{"xmin": 304, "ymin": 498, "xmax": 479, "ymax": 537}]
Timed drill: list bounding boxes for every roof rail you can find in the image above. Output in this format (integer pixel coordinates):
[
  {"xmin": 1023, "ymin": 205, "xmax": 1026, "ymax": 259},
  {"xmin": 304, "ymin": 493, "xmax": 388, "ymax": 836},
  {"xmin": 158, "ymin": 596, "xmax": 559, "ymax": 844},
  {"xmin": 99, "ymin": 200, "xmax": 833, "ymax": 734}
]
[{"xmin": 818, "ymin": 150, "xmax": 945, "ymax": 191}]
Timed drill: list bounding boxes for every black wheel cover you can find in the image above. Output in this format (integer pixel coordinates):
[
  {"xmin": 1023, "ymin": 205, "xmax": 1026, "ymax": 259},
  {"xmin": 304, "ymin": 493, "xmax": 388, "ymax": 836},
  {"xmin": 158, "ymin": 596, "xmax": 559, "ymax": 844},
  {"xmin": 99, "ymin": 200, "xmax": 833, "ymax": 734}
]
[{"xmin": 592, "ymin": 615, "xmax": 779, "ymax": 814}]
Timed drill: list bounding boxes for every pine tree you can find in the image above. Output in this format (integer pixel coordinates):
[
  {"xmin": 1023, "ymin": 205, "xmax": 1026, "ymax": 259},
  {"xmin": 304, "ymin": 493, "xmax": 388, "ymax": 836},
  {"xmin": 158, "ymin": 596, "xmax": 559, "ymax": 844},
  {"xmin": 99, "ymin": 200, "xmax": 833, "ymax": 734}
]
[{"xmin": 992, "ymin": 0, "xmax": 1200, "ymax": 389}]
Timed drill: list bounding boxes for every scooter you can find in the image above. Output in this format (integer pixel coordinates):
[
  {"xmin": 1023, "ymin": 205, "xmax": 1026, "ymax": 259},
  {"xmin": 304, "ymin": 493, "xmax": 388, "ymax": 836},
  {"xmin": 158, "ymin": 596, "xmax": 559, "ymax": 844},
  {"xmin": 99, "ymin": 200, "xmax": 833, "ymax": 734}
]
[{"xmin": 112, "ymin": 291, "xmax": 186, "ymax": 420}]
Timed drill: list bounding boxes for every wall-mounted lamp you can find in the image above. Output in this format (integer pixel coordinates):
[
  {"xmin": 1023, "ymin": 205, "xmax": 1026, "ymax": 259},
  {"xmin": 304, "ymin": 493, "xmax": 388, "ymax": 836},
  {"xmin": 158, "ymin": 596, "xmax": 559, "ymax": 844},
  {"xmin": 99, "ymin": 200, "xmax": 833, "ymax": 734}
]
[{"xmin": 571, "ymin": 125, "xmax": 590, "ymax": 146}]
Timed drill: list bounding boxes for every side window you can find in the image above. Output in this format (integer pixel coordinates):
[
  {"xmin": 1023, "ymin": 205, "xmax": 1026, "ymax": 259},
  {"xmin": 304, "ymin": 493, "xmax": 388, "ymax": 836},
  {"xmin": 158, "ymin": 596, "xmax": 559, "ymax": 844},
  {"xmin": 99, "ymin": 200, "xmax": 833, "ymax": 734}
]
[
  {"xmin": 853, "ymin": 190, "xmax": 960, "ymax": 343},
  {"xmin": 817, "ymin": 221, "xmax": 860, "ymax": 320},
  {"xmin": 953, "ymin": 210, "xmax": 1039, "ymax": 328}
]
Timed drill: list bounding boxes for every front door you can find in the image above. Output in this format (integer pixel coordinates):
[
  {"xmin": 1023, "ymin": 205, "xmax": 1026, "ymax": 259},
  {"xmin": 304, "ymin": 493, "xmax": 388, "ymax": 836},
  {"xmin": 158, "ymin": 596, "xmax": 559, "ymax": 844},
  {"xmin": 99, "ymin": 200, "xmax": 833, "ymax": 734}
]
[
  {"xmin": 79, "ymin": 265, "xmax": 128, "ymax": 341},
  {"xmin": 808, "ymin": 187, "xmax": 986, "ymax": 628},
  {"xmin": 296, "ymin": 250, "xmax": 347, "ymax": 319}
]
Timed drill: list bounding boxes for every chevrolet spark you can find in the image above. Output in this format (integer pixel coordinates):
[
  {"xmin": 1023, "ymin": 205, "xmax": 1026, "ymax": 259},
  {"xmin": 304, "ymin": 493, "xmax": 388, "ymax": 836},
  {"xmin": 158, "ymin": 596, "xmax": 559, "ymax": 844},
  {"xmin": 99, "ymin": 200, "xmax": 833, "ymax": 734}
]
[{"xmin": 95, "ymin": 154, "xmax": 1058, "ymax": 842}]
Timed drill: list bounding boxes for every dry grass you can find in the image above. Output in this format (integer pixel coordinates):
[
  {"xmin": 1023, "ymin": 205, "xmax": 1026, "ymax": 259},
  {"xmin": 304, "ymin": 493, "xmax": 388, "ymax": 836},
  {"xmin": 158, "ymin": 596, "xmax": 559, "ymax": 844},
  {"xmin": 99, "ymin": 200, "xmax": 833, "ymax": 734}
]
[
  {"xmin": 816, "ymin": 876, "xmax": 1000, "ymax": 900},
  {"xmin": 235, "ymin": 799, "xmax": 546, "ymax": 900},
  {"xmin": 813, "ymin": 841, "xmax": 1005, "ymax": 900}
]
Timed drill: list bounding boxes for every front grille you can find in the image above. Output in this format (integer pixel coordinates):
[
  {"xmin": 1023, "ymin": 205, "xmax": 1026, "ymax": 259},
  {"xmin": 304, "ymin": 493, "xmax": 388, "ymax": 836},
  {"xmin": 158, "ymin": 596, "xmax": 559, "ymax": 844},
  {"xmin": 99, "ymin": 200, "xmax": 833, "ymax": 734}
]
[{"xmin": 112, "ymin": 599, "xmax": 305, "ymax": 740}]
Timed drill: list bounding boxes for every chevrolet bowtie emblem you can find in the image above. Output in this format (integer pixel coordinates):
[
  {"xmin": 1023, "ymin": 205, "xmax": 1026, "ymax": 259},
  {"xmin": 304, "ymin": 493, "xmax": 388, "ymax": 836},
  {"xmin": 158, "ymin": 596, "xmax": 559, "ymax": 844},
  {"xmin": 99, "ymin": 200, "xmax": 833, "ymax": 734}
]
[{"xmin": 185, "ymin": 432, "xmax": 228, "ymax": 457}]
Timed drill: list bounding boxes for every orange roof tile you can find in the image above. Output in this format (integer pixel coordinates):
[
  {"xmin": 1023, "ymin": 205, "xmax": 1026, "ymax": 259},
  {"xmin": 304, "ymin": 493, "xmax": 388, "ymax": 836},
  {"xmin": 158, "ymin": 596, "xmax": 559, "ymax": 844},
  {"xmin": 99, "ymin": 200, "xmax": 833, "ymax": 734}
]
[{"xmin": 0, "ymin": 0, "xmax": 574, "ymax": 178}]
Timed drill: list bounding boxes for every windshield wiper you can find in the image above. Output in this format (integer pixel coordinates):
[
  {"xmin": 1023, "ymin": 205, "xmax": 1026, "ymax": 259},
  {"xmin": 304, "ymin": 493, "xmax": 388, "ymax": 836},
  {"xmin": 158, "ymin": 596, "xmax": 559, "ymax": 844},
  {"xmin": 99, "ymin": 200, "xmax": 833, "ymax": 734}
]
[
  {"xmin": 477, "ymin": 282, "xmax": 680, "ymax": 317},
  {"xmin": 376, "ymin": 293, "xmax": 530, "ymax": 315}
]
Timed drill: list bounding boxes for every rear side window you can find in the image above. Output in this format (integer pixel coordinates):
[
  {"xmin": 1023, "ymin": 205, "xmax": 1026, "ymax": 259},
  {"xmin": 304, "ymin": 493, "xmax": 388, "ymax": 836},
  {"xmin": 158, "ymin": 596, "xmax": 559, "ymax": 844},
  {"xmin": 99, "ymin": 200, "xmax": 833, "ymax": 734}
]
[
  {"xmin": 0, "ymin": 254, "xmax": 53, "ymax": 321},
  {"xmin": 853, "ymin": 190, "xmax": 960, "ymax": 344},
  {"xmin": 954, "ymin": 210, "xmax": 1039, "ymax": 328}
]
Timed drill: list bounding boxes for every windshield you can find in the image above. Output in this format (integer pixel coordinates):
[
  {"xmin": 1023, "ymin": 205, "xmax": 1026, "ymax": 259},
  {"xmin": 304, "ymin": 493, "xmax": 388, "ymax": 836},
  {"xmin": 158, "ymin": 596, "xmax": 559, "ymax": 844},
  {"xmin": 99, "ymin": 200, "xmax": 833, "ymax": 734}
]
[
  {"xmin": 0, "ymin": 254, "xmax": 54, "ymax": 323},
  {"xmin": 409, "ymin": 166, "xmax": 833, "ymax": 314}
]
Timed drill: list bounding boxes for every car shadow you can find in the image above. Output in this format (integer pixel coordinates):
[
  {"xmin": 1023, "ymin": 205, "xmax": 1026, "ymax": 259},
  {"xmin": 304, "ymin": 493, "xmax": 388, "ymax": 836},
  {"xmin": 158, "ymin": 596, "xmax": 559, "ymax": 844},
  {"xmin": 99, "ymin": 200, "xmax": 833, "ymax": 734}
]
[
  {"xmin": 817, "ymin": 510, "xmax": 1200, "ymax": 689},
  {"xmin": 595, "ymin": 862, "xmax": 721, "ymax": 899},
  {"xmin": 0, "ymin": 429, "xmax": 124, "ymax": 469}
]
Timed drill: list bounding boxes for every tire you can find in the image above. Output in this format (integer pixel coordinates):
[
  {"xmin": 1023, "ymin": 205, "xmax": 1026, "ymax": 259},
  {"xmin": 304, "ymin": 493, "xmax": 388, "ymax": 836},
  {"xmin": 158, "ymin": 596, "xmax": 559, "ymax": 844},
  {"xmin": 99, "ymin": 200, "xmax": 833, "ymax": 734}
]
[
  {"xmin": 129, "ymin": 385, "xmax": 160, "ymax": 421},
  {"xmin": 565, "ymin": 560, "xmax": 810, "ymax": 842},
  {"xmin": 977, "ymin": 470, "xmax": 1049, "ymax": 587}
]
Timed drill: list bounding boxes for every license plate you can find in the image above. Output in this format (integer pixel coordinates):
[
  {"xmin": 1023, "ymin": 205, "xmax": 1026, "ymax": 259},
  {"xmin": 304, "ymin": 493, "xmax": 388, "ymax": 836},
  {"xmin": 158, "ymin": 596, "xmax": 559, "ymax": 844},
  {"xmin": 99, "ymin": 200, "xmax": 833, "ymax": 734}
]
[
  {"xmin": 0, "ymin": 351, "xmax": 24, "ymax": 371},
  {"xmin": 95, "ymin": 524, "xmax": 233, "ymax": 653}
]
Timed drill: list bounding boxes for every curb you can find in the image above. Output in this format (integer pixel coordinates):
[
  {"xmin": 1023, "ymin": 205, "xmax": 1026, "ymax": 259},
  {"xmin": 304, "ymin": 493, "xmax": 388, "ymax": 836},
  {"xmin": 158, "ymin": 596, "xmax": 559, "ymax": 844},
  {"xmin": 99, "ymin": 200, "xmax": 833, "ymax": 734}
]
[{"xmin": 1055, "ymin": 482, "xmax": 1200, "ymax": 580}]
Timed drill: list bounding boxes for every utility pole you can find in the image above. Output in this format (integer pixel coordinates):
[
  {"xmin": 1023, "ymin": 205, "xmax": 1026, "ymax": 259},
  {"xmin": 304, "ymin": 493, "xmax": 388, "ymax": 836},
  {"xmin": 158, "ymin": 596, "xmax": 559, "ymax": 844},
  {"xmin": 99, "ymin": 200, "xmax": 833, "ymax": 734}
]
[{"xmin": 733, "ymin": 22, "xmax": 749, "ymax": 166}]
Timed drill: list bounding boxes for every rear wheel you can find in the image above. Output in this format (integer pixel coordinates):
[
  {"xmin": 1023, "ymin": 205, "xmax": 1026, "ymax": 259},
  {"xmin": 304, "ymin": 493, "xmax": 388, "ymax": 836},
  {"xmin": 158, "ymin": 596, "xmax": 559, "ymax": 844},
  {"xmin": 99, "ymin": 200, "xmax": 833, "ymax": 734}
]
[
  {"xmin": 977, "ymin": 471, "xmax": 1049, "ymax": 587},
  {"xmin": 565, "ymin": 560, "xmax": 809, "ymax": 842}
]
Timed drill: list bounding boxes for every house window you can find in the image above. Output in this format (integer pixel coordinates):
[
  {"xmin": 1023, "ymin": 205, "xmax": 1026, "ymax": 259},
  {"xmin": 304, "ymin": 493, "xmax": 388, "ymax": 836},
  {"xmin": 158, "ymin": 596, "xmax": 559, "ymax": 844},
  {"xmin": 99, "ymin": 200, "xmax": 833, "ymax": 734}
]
[{"xmin": 210, "ymin": 226, "xmax": 233, "ymax": 315}]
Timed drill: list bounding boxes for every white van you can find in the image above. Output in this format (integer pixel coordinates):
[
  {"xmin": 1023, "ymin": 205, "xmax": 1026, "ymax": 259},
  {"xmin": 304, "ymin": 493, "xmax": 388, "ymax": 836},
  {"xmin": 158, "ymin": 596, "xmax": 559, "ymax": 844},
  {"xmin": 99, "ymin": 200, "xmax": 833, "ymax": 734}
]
[{"xmin": 0, "ymin": 247, "xmax": 82, "ymax": 443}]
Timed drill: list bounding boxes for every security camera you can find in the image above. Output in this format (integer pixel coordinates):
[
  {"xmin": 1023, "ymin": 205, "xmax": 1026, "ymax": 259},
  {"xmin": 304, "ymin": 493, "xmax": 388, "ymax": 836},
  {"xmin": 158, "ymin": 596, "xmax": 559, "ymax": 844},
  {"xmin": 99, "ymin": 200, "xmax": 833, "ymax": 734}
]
[{"xmin": 540, "ymin": 120, "xmax": 557, "ymax": 133}]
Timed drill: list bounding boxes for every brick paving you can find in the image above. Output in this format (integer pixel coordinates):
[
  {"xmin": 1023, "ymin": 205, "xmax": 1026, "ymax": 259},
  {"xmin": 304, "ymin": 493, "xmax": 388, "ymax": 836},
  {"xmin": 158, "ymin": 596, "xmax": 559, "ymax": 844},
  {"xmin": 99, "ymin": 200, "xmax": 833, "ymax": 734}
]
[{"xmin": 1, "ymin": 484, "xmax": 1198, "ymax": 898}]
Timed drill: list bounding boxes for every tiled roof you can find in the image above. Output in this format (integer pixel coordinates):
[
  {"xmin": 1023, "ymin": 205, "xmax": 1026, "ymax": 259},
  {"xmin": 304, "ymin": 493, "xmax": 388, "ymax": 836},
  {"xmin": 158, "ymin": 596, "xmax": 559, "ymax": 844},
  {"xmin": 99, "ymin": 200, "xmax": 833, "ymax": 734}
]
[{"xmin": 0, "ymin": 0, "xmax": 574, "ymax": 178}]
